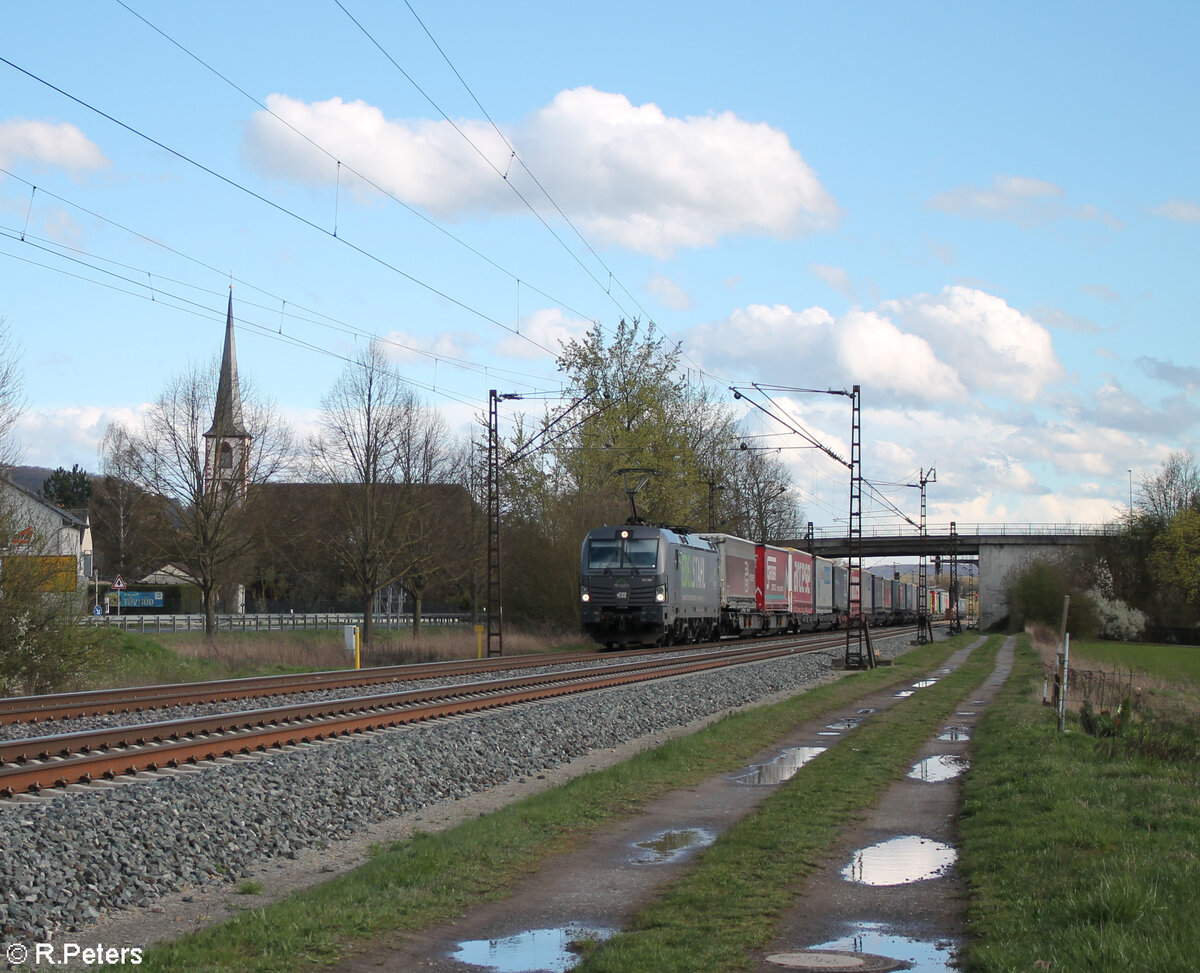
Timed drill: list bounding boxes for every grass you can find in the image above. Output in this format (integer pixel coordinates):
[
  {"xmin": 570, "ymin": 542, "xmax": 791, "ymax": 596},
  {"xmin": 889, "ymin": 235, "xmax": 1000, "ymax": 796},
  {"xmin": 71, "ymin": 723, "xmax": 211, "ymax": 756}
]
[
  {"xmin": 958, "ymin": 635, "xmax": 1200, "ymax": 972},
  {"xmin": 1067, "ymin": 638, "xmax": 1200, "ymax": 687},
  {"xmin": 80, "ymin": 625, "xmax": 585, "ymax": 691},
  {"xmin": 130, "ymin": 635, "xmax": 972, "ymax": 972},
  {"xmin": 573, "ymin": 635, "xmax": 1001, "ymax": 972}
]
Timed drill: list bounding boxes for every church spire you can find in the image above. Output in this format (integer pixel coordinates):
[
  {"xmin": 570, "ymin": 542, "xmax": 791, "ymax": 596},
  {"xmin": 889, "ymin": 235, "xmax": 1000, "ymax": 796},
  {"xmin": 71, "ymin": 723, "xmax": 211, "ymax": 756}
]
[
  {"xmin": 203, "ymin": 290, "xmax": 250, "ymax": 502},
  {"xmin": 205, "ymin": 289, "xmax": 248, "ymax": 439}
]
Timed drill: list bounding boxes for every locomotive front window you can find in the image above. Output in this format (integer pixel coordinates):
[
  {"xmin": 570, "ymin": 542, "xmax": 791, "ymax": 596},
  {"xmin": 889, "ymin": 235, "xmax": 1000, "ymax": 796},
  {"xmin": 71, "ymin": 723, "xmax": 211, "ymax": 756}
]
[{"xmin": 586, "ymin": 537, "xmax": 659, "ymax": 570}]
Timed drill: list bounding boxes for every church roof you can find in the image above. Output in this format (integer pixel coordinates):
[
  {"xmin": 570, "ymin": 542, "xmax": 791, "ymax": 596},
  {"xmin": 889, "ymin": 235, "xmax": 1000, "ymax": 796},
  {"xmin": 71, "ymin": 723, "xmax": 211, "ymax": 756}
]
[{"xmin": 204, "ymin": 291, "xmax": 249, "ymax": 439}]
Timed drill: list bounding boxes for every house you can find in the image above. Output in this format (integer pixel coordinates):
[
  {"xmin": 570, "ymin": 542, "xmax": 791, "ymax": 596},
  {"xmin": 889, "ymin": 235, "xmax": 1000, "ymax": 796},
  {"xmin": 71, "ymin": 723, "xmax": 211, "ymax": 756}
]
[{"xmin": 0, "ymin": 477, "xmax": 93, "ymax": 591}]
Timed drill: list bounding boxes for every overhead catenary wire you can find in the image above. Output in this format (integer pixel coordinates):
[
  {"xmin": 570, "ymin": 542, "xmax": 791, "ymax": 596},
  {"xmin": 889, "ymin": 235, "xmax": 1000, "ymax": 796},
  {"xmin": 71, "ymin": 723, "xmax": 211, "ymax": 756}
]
[
  {"xmin": 110, "ymin": 0, "xmax": 608, "ymax": 341},
  {"xmin": 0, "ymin": 54, "xmax": 560, "ymax": 362}
]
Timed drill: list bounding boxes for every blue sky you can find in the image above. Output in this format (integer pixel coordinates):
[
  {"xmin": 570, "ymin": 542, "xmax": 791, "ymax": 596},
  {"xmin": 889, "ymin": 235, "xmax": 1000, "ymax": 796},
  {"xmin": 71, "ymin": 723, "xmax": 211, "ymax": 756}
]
[{"xmin": 1, "ymin": 1, "xmax": 1196, "ymax": 532}]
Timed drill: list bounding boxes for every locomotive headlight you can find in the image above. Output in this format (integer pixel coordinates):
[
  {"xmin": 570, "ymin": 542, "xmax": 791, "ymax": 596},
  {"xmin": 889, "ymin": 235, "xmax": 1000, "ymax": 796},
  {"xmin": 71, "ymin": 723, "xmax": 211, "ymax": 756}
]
[
  {"xmin": 655, "ymin": 584, "xmax": 666, "ymax": 603},
  {"xmin": 580, "ymin": 586, "xmax": 590, "ymax": 603}
]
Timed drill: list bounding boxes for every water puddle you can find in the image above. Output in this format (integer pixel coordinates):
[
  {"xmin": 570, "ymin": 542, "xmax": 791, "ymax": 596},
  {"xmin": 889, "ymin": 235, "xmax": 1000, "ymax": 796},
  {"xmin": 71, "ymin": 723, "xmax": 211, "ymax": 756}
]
[
  {"xmin": 892, "ymin": 690, "xmax": 914, "ymax": 698},
  {"xmin": 793, "ymin": 921, "xmax": 959, "ymax": 971},
  {"xmin": 937, "ymin": 725, "xmax": 971, "ymax": 742},
  {"xmin": 856, "ymin": 707, "xmax": 877, "ymax": 715},
  {"xmin": 907, "ymin": 754, "xmax": 969, "ymax": 782},
  {"xmin": 824, "ymin": 717, "xmax": 863, "ymax": 731},
  {"xmin": 912, "ymin": 679, "xmax": 938, "ymax": 689},
  {"xmin": 731, "ymin": 746, "xmax": 826, "ymax": 785},
  {"xmin": 842, "ymin": 835, "xmax": 956, "ymax": 885},
  {"xmin": 955, "ymin": 711, "xmax": 976, "ymax": 717},
  {"xmin": 452, "ymin": 926, "xmax": 612, "ymax": 972},
  {"xmin": 631, "ymin": 827, "xmax": 715, "ymax": 864}
]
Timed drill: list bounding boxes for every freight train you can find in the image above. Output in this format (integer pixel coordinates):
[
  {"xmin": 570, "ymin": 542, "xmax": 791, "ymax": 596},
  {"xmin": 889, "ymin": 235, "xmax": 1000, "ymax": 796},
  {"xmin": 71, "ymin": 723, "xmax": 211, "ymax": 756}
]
[{"xmin": 579, "ymin": 523, "xmax": 947, "ymax": 649}]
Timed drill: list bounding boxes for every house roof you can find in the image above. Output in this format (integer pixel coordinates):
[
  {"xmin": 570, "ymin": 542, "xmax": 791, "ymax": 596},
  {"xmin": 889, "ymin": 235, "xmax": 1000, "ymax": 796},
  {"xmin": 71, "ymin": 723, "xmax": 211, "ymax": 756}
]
[{"xmin": 2, "ymin": 476, "xmax": 89, "ymax": 529}]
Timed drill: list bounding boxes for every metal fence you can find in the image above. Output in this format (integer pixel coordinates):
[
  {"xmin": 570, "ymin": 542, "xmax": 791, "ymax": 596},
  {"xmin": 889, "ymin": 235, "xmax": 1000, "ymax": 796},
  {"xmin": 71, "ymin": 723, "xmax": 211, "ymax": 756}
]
[{"xmin": 84, "ymin": 612, "xmax": 473, "ymax": 634}]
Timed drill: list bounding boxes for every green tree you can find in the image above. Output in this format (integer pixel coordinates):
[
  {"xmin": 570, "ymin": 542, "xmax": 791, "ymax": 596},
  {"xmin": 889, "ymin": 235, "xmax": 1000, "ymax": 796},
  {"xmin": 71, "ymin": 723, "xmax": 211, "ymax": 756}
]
[
  {"xmin": 40, "ymin": 464, "xmax": 92, "ymax": 508},
  {"xmin": 1005, "ymin": 557, "xmax": 1098, "ymax": 637},
  {"xmin": 1152, "ymin": 509, "xmax": 1200, "ymax": 605}
]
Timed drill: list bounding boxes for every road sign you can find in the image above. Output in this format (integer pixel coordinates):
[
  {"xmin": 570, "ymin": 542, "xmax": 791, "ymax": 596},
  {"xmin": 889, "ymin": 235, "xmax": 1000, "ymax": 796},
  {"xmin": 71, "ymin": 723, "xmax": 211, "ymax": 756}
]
[
  {"xmin": 93, "ymin": 605, "xmax": 103, "ymax": 616},
  {"xmin": 112, "ymin": 575, "xmax": 126, "ymax": 590}
]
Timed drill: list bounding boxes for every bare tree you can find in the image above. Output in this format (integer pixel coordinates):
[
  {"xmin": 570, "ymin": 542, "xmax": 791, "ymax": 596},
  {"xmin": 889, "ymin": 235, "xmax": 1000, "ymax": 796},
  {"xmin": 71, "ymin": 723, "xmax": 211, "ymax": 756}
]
[
  {"xmin": 1138, "ymin": 450, "xmax": 1200, "ymax": 525},
  {"xmin": 0, "ymin": 319, "xmax": 26, "ymax": 472},
  {"xmin": 123, "ymin": 361, "xmax": 293, "ymax": 637},
  {"xmin": 309, "ymin": 342, "xmax": 463, "ymax": 644},
  {"xmin": 725, "ymin": 446, "xmax": 805, "ymax": 542},
  {"xmin": 93, "ymin": 423, "xmax": 152, "ymax": 577}
]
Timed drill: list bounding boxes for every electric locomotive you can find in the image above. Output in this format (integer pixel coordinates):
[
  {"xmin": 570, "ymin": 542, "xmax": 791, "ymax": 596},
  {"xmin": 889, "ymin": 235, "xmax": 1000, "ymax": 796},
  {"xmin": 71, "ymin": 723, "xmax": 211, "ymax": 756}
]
[{"xmin": 579, "ymin": 524, "xmax": 720, "ymax": 649}]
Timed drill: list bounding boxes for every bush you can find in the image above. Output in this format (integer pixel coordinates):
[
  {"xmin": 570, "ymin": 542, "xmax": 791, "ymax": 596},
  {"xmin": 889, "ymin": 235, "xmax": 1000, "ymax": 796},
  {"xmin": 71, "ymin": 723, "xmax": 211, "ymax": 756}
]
[
  {"xmin": 1089, "ymin": 589, "xmax": 1148, "ymax": 642},
  {"xmin": 1006, "ymin": 559, "xmax": 1099, "ymax": 637}
]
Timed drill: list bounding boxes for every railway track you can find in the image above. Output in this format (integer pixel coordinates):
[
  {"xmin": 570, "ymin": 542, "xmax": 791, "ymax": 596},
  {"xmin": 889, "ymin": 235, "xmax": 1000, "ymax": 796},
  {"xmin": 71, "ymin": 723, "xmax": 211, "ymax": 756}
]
[{"xmin": 1, "ymin": 630, "xmax": 892, "ymax": 798}]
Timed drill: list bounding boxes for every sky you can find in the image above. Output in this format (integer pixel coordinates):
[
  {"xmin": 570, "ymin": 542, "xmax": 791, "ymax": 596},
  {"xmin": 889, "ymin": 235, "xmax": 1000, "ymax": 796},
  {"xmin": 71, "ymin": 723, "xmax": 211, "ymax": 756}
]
[{"xmin": 1, "ymin": 1, "xmax": 1197, "ymax": 535}]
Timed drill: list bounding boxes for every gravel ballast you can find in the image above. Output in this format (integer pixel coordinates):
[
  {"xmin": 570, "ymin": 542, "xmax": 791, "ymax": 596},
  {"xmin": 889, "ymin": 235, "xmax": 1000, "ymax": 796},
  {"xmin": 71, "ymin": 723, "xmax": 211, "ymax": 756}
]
[{"xmin": 0, "ymin": 644, "xmax": 893, "ymax": 944}]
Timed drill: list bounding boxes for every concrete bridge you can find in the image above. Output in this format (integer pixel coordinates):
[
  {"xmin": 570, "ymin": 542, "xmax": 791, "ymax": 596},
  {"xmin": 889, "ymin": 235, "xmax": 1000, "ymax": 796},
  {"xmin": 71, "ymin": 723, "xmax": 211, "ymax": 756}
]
[{"xmin": 782, "ymin": 524, "xmax": 1118, "ymax": 630}]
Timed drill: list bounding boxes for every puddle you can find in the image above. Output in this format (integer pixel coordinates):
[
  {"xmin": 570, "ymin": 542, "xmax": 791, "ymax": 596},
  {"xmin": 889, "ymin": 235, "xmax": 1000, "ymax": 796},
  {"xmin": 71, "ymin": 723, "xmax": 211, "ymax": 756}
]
[
  {"xmin": 892, "ymin": 690, "xmax": 914, "ymax": 698},
  {"xmin": 937, "ymin": 725, "xmax": 971, "ymax": 742},
  {"xmin": 971, "ymin": 699, "xmax": 988, "ymax": 705},
  {"xmin": 856, "ymin": 707, "xmax": 877, "ymax": 715},
  {"xmin": 631, "ymin": 827, "xmax": 716, "ymax": 864},
  {"xmin": 907, "ymin": 754, "xmax": 969, "ymax": 782},
  {"xmin": 912, "ymin": 679, "xmax": 938, "ymax": 689},
  {"xmin": 842, "ymin": 835, "xmax": 957, "ymax": 885},
  {"xmin": 453, "ymin": 926, "xmax": 612, "ymax": 972},
  {"xmin": 955, "ymin": 711, "xmax": 976, "ymax": 717},
  {"xmin": 824, "ymin": 717, "xmax": 863, "ymax": 731},
  {"xmin": 799, "ymin": 921, "xmax": 959, "ymax": 971},
  {"xmin": 731, "ymin": 746, "xmax": 826, "ymax": 785}
]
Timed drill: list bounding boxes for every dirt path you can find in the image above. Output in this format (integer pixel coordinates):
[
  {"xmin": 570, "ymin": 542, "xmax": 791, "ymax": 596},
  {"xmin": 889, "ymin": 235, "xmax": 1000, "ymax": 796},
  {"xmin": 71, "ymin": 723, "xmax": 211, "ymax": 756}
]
[{"xmin": 332, "ymin": 636, "xmax": 1008, "ymax": 973}]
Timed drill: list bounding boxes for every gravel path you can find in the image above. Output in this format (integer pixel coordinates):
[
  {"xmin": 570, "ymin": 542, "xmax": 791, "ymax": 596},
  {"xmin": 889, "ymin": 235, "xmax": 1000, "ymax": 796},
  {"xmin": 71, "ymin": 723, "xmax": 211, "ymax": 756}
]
[{"xmin": 0, "ymin": 641, "xmax": 895, "ymax": 949}]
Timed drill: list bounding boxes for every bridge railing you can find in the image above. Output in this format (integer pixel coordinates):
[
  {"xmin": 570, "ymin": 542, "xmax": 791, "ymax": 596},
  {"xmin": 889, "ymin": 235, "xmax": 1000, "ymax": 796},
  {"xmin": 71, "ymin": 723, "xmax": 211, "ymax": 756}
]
[{"xmin": 807, "ymin": 523, "xmax": 1120, "ymax": 539}]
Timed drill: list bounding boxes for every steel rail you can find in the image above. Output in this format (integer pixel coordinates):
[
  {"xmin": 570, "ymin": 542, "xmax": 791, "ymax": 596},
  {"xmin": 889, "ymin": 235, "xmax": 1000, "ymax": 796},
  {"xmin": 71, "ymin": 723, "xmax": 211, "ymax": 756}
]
[
  {"xmin": 0, "ymin": 645, "xmax": 661, "ymax": 726},
  {"xmin": 0, "ymin": 635, "xmax": 861, "ymax": 797}
]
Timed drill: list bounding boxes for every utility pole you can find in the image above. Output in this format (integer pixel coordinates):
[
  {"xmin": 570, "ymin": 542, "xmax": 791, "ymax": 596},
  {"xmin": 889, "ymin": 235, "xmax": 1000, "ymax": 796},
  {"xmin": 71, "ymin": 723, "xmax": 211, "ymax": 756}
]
[{"xmin": 909, "ymin": 467, "xmax": 936, "ymax": 644}]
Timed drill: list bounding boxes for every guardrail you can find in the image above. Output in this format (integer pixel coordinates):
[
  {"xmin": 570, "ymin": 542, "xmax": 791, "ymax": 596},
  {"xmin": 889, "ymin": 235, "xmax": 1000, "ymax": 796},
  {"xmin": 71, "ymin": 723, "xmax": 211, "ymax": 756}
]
[{"xmin": 83, "ymin": 612, "xmax": 473, "ymax": 634}]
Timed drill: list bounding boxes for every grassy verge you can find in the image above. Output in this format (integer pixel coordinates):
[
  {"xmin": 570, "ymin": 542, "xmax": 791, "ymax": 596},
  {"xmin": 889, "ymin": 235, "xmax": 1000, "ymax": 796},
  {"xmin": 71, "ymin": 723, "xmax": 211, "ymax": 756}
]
[
  {"xmin": 82, "ymin": 626, "xmax": 587, "ymax": 691},
  {"xmin": 132, "ymin": 637, "xmax": 969, "ymax": 972},
  {"xmin": 959, "ymin": 635, "xmax": 1200, "ymax": 972},
  {"xmin": 573, "ymin": 635, "xmax": 1001, "ymax": 972}
]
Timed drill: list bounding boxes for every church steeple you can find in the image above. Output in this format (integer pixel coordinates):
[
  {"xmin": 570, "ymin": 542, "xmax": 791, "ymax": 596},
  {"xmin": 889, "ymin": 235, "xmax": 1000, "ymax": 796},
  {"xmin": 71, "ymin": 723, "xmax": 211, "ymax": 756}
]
[
  {"xmin": 206, "ymin": 290, "xmax": 248, "ymax": 439},
  {"xmin": 203, "ymin": 290, "xmax": 251, "ymax": 501}
]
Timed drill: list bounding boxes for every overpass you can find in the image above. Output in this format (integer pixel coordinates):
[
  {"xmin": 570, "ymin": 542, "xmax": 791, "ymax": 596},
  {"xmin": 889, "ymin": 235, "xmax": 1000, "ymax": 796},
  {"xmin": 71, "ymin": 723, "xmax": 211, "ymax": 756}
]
[{"xmin": 780, "ymin": 524, "xmax": 1118, "ymax": 630}]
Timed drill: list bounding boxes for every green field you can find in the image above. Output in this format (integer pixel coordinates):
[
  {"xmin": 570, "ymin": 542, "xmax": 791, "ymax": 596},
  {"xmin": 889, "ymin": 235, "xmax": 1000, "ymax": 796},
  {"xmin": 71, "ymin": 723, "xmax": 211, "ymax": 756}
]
[{"xmin": 1068, "ymin": 638, "xmax": 1200, "ymax": 686}]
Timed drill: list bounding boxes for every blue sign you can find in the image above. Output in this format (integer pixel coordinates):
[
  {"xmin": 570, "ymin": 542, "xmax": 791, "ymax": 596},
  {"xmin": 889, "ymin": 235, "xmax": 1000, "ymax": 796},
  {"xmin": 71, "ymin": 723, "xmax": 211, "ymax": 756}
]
[{"xmin": 118, "ymin": 591, "xmax": 164, "ymax": 608}]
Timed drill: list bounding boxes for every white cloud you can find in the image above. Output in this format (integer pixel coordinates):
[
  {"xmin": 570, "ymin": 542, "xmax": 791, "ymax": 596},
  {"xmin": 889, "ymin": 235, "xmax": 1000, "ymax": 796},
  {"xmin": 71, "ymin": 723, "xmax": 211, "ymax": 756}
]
[
  {"xmin": 492, "ymin": 307, "xmax": 591, "ymax": 360},
  {"xmin": 0, "ymin": 118, "xmax": 109, "ymax": 172},
  {"xmin": 242, "ymin": 87, "xmax": 838, "ymax": 256},
  {"xmin": 1151, "ymin": 197, "xmax": 1200, "ymax": 223},
  {"xmin": 14, "ymin": 405, "xmax": 144, "ymax": 471},
  {"xmin": 880, "ymin": 286, "xmax": 1065, "ymax": 403},
  {"xmin": 927, "ymin": 174, "xmax": 1120, "ymax": 228},
  {"xmin": 835, "ymin": 310, "xmax": 965, "ymax": 402},
  {"xmin": 646, "ymin": 274, "xmax": 693, "ymax": 311},
  {"xmin": 809, "ymin": 263, "xmax": 854, "ymax": 298}
]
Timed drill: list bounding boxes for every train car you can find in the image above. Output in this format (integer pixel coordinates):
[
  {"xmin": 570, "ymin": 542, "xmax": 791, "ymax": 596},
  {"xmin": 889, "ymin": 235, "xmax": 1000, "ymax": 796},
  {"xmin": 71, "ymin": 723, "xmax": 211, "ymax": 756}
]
[
  {"xmin": 788, "ymin": 549, "xmax": 817, "ymax": 630},
  {"xmin": 754, "ymin": 543, "xmax": 792, "ymax": 633},
  {"xmin": 872, "ymin": 573, "xmax": 888, "ymax": 626},
  {"xmin": 579, "ymin": 524, "xmax": 719, "ymax": 648},
  {"xmin": 814, "ymin": 556, "xmax": 837, "ymax": 629},
  {"xmin": 831, "ymin": 562, "xmax": 848, "ymax": 627},
  {"xmin": 702, "ymin": 533, "xmax": 759, "ymax": 635}
]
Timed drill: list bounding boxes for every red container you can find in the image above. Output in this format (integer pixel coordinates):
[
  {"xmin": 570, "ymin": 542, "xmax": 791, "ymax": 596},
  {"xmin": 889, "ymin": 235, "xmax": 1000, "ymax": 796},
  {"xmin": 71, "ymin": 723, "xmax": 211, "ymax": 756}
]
[
  {"xmin": 788, "ymin": 549, "xmax": 814, "ymax": 614},
  {"xmin": 755, "ymin": 544, "xmax": 790, "ymax": 612}
]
